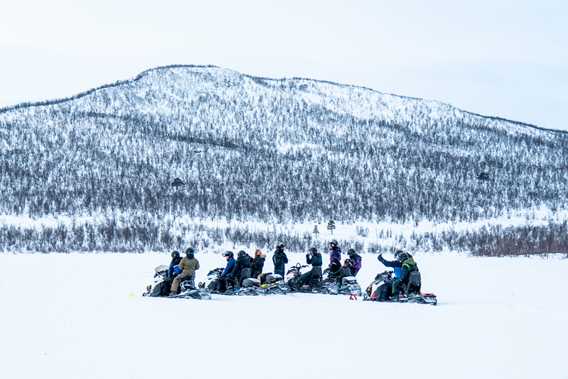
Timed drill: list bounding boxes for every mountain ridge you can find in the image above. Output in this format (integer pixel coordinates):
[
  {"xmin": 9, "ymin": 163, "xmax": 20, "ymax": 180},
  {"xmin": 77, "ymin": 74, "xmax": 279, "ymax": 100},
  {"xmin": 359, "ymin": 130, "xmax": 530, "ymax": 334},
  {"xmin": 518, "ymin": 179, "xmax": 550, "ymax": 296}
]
[{"xmin": 0, "ymin": 64, "xmax": 563, "ymax": 136}]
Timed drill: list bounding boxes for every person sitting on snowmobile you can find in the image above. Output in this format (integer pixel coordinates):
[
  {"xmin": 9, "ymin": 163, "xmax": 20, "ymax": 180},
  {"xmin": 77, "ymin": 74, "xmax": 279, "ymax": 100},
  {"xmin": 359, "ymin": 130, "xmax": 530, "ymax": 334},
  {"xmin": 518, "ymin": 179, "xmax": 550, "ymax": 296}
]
[
  {"xmin": 378, "ymin": 251, "xmax": 420, "ymax": 299},
  {"xmin": 168, "ymin": 250, "xmax": 182, "ymax": 279},
  {"xmin": 170, "ymin": 247, "xmax": 200, "ymax": 295},
  {"xmin": 336, "ymin": 258, "xmax": 354, "ymax": 283},
  {"xmin": 328, "ymin": 240, "xmax": 342, "ymax": 276},
  {"xmin": 346, "ymin": 248, "xmax": 362, "ymax": 276},
  {"xmin": 251, "ymin": 249, "xmax": 266, "ymax": 279},
  {"xmin": 378, "ymin": 250, "xmax": 404, "ymax": 278},
  {"xmin": 218, "ymin": 251, "xmax": 236, "ymax": 292},
  {"xmin": 272, "ymin": 243, "xmax": 288, "ymax": 277},
  {"xmin": 294, "ymin": 247, "xmax": 323, "ymax": 289},
  {"xmin": 233, "ymin": 250, "xmax": 253, "ymax": 287}
]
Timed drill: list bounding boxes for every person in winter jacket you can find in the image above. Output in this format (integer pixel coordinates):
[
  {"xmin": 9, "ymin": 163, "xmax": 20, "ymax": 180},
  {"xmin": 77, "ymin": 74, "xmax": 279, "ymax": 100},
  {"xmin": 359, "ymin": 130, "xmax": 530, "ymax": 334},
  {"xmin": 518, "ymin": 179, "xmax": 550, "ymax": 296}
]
[
  {"xmin": 346, "ymin": 249, "xmax": 362, "ymax": 276},
  {"xmin": 328, "ymin": 240, "xmax": 342, "ymax": 273},
  {"xmin": 233, "ymin": 250, "xmax": 253, "ymax": 287},
  {"xmin": 218, "ymin": 251, "xmax": 236, "ymax": 292},
  {"xmin": 295, "ymin": 247, "xmax": 323, "ymax": 288},
  {"xmin": 334, "ymin": 259, "xmax": 354, "ymax": 284},
  {"xmin": 168, "ymin": 251, "xmax": 182, "ymax": 279},
  {"xmin": 170, "ymin": 248, "xmax": 200, "ymax": 294},
  {"xmin": 272, "ymin": 244, "xmax": 288, "ymax": 277},
  {"xmin": 378, "ymin": 251, "xmax": 420, "ymax": 299},
  {"xmin": 251, "ymin": 249, "xmax": 266, "ymax": 278}
]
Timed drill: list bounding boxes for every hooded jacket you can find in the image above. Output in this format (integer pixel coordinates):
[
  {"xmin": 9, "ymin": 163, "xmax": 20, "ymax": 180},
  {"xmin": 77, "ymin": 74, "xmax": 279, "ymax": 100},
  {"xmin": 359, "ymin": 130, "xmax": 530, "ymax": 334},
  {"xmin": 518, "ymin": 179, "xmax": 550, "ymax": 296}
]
[
  {"xmin": 272, "ymin": 248, "xmax": 288, "ymax": 268},
  {"xmin": 178, "ymin": 256, "xmax": 200, "ymax": 276},
  {"xmin": 348, "ymin": 253, "xmax": 362, "ymax": 276},
  {"xmin": 221, "ymin": 257, "xmax": 236, "ymax": 278},
  {"xmin": 329, "ymin": 247, "xmax": 342, "ymax": 266},
  {"xmin": 251, "ymin": 255, "xmax": 266, "ymax": 278},
  {"xmin": 306, "ymin": 252, "xmax": 323, "ymax": 267}
]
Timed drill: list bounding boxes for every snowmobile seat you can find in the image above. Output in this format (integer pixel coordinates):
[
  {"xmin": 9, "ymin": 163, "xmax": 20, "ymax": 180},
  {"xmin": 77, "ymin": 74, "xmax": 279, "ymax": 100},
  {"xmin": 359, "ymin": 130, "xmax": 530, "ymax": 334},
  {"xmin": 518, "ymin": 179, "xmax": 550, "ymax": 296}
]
[
  {"xmin": 242, "ymin": 278, "xmax": 261, "ymax": 288},
  {"xmin": 263, "ymin": 273, "xmax": 282, "ymax": 284},
  {"xmin": 341, "ymin": 276, "xmax": 358, "ymax": 286}
]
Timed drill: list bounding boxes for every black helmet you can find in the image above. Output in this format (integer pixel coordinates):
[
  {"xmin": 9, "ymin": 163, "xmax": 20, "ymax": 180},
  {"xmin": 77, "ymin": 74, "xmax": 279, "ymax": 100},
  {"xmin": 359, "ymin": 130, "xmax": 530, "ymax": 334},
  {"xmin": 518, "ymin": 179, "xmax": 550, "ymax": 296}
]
[
  {"xmin": 237, "ymin": 250, "xmax": 247, "ymax": 257},
  {"xmin": 329, "ymin": 240, "xmax": 338, "ymax": 248},
  {"xmin": 222, "ymin": 251, "xmax": 234, "ymax": 258},
  {"xmin": 277, "ymin": 243, "xmax": 285, "ymax": 249},
  {"xmin": 309, "ymin": 247, "xmax": 317, "ymax": 254},
  {"xmin": 171, "ymin": 251, "xmax": 180, "ymax": 258},
  {"xmin": 396, "ymin": 251, "xmax": 411, "ymax": 262}
]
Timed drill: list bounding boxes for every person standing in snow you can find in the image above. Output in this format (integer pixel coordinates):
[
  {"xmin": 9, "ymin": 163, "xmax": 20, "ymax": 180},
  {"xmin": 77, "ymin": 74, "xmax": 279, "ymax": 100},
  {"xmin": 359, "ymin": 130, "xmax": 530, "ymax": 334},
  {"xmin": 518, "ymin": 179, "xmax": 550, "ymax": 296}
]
[
  {"xmin": 272, "ymin": 243, "xmax": 288, "ymax": 277},
  {"xmin": 251, "ymin": 249, "xmax": 266, "ymax": 278},
  {"xmin": 170, "ymin": 247, "xmax": 200, "ymax": 295}
]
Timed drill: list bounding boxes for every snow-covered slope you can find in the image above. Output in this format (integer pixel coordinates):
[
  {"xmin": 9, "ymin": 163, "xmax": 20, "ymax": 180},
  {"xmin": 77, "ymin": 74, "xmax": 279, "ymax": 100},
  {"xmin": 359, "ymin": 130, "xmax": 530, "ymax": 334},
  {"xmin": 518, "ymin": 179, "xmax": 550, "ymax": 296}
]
[
  {"xmin": 0, "ymin": 65, "xmax": 559, "ymax": 138},
  {"xmin": 0, "ymin": 65, "xmax": 567, "ymax": 253},
  {"xmin": 1, "ymin": 252, "xmax": 566, "ymax": 379}
]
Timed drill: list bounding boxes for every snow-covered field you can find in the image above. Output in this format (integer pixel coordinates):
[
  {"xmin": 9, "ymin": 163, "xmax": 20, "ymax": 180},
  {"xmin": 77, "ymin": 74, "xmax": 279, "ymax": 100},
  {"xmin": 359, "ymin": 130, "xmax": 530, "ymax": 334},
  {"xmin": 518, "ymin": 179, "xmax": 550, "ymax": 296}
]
[{"xmin": 1, "ymin": 252, "xmax": 566, "ymax": 379}]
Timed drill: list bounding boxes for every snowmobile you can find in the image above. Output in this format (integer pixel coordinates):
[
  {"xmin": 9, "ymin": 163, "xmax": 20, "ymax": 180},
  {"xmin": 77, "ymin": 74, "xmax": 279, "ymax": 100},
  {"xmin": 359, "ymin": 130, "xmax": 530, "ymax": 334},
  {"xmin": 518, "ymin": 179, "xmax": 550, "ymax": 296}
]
[
  {"xmin": 200, "ymin": 268, "xmax": 287, "ymax": 296},
  {"xmin": 240, "ymin": 273, "xmax": 288, "ymax": 295},
  {"xmin": 285, "ymin": 263, "xmax": 323, "ymax": 293},
  {"xmin": 322, "ymin": 267, "xmax": 363, "ymax": 296},
  {"xmin": 143, "ymin": 264, "xmax": 211, "ymax": 300},
  {"xmin": 200, "ymin": 268, "xmax": 225, "ymax": 292},
  {"xmin": 285, "ymin": 263, "xmax": 363, "ymax": 296},
  {"xmin": 362, "ymin": 270, "xmax": 437, "ymax": 305}
]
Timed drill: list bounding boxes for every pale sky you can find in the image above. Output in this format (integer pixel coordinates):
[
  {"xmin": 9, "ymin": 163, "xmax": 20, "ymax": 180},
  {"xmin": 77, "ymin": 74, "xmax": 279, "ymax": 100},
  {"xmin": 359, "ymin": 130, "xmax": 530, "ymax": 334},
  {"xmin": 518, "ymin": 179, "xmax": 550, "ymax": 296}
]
[{"xmin": 1, "ymin": 0, "xmax": 566, "ymax": 130}]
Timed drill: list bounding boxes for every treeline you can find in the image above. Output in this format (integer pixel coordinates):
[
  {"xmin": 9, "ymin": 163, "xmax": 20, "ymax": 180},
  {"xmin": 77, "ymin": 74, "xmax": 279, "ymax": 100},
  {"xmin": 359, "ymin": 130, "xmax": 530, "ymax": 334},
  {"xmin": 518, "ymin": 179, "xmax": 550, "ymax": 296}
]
[{"xmin": 1, "ymin": 214, "xmax": 566, "ymax": 257}]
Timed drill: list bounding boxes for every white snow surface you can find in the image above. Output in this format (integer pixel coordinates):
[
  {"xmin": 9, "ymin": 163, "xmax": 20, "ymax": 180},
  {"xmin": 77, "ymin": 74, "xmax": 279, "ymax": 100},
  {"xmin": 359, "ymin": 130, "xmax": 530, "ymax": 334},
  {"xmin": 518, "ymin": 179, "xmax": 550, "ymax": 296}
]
[{"xmin": 1, "ymin": 252, "xmax": 566, "ymax": 379}]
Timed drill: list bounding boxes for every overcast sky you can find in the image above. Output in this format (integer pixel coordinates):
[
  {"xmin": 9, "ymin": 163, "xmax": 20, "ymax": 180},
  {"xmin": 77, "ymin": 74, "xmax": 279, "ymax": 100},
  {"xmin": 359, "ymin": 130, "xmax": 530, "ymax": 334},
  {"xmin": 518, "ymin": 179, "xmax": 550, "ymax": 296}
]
[{"xmin": 1, "ymin": 0, "xmax": 566, "ymax": 130}]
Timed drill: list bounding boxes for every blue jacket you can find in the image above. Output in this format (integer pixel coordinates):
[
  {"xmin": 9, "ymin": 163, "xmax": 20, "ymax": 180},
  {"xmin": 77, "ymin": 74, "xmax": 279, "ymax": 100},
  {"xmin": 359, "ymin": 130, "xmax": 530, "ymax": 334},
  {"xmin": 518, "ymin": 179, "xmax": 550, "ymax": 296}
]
[
  {"xmin": 221, "ymin": 257, "xmax": 236, "ymax": 278},
  {"xmin": 378, "ymin": 255, "xmax": 418, "ymax": 282},
  {"xmin": 378, "ymin": 255, "xmax": 403, "ymax": 278}
]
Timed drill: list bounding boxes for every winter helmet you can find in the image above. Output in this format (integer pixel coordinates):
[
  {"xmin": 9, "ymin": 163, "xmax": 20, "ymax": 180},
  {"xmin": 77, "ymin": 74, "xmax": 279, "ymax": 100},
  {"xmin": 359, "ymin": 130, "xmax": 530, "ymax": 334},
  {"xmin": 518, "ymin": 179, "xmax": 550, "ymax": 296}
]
[
  {"xmin": 397, "ymin": 252, "xmax": 411, "ymax": 262},
  {"xmin": 329, "ymin": 240, "xmax": 338, "ymax": 248},
  {"xmin": 237, "ymin": 250, "xmax": 247, "ymax": 257},
  {"xmin": 185, "ymin": 247, "xmax": 195, "ymax": 258},
  {"xmin": 222, "ymin": 251, "xmax": 234, "ymax": 258},
  {"xmin": 171, "ymin": 251, "xmax": 180, "ymax": 258}
]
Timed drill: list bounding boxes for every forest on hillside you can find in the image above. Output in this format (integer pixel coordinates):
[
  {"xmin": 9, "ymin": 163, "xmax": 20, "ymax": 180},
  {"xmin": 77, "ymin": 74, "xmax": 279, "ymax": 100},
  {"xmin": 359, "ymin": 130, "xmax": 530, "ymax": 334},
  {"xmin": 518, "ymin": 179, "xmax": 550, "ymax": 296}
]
[{"xmin": 1, "ymin": 66, "xmax": 567, "ymax": 254}]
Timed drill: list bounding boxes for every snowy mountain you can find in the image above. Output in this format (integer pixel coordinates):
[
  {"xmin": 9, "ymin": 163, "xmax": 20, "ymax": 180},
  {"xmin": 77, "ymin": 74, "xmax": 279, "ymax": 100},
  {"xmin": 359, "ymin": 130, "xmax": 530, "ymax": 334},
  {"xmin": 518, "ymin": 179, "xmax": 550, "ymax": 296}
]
[{"xmin": 0, "ymin": 65, "xmax": 567, "ymax": 252}]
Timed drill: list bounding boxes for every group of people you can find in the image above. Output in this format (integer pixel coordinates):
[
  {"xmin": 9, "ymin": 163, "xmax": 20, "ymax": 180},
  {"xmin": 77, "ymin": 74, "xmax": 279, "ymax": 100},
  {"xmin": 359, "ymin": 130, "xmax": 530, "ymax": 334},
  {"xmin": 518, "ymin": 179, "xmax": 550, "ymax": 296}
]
[{"xmin": 166, "ymin": 240, "xmax": 420, "ymax": 299}]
